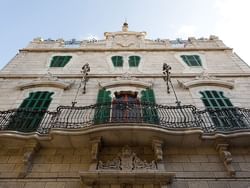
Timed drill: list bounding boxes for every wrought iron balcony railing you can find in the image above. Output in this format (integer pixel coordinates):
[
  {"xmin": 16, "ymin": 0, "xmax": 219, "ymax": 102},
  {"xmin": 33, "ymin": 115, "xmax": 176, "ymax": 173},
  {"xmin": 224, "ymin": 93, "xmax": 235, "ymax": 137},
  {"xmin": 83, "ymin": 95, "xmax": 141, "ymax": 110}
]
[{"xmin": 0, "ymin": 102, "xmax": 250, "ymax": 134}]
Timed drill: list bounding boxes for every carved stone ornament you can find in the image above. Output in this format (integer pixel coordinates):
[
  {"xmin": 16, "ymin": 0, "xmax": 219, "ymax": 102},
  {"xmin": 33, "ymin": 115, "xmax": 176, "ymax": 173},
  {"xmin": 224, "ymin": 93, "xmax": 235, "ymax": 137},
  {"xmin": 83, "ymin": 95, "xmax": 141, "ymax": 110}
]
[
  {"xmin": 114, "ymin": 72, "xmax": 139, "ymax": 81},
  {"xmin": 97, "ymin": 145, "xmax": 157, "ymax": 170},
  {"xmin": 17, "ymin": 72, "xmax": 74, "ymax": 90},
  {"xmin": 178, "ymin": 71, "xmax": 234, "ymax": 89},
  {"xmin": 216, "ymin": 143, "xmax": 235, "ymax": 176},
  {"xmin": 99, "ymin": 73, "xmax": 152, "ymax": 89}
]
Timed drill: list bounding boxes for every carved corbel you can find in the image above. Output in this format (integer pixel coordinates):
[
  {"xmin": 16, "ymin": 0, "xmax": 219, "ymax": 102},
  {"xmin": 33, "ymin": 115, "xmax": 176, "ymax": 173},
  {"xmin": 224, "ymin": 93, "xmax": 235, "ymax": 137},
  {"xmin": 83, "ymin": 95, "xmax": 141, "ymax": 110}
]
[
  {"xmin": 90, "ymin": 137, "xmax": 102, "ymax": 162},
  {"xmin": 216, "ymin": 143, "xmax": 235, "ymax": 176},
  {"xmin": 19, "ymin": 140, "xmax": 40, "ymax": 178},
  {"xmin": 152, "ymin": 139, "xmax": 164, "ymax": 161}
]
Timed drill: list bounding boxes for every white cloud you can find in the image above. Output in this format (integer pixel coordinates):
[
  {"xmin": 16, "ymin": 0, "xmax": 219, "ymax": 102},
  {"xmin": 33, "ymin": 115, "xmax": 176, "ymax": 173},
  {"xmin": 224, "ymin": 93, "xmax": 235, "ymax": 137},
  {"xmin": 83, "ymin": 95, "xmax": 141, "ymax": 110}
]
[
  {"xmin": 176, "ymin": 25, "xmax": 197, "ymax": 38},
  {"xmin": 215, "ymin": 0, "xmax": 250, "ymax": 64}
]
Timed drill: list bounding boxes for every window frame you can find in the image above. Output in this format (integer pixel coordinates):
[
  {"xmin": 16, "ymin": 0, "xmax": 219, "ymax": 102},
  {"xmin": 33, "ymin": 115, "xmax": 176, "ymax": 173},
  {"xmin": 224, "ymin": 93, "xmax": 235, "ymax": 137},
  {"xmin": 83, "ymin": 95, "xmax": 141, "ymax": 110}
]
[
  {"xmin": 50, "ymin": 55, "xmax": 72, "ymax": 67},
  {"xmin": 181, "ymin": 55, "xmax": 202, "ymax": 67},
  {"xmin": 129, "ymin": 55, "xmax": 141, "ymax": 67},
  {"xmin": 200, "ymin": 90, "xmax": 233, "ymax": 109},
  {"xmin": 111, "ymin": 56, "xmax": 123, "ymax": 67}
]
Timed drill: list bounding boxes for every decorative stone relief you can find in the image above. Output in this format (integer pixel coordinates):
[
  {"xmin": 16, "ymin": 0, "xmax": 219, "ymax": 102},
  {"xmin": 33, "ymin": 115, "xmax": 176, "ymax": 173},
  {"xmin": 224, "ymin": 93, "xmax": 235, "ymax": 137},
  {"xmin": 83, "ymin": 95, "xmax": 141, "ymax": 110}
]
[
  {"xmin": 19, "ymin": 141, "xmax": 40, "ymax": 178},
  {"xmin": 97, "ymin": 145, "xmax": 157, "ymax": 170},
  {"xmin": 17, "ymin": 72, "xmax": 74, "ymax": 90},
  {"xmin": 99, "ymin": 73, "xmax": 153, "ymax": 89},
  {"xmin": 178, "ymin": 71, "xmax": 234, "ymax": 89},
  {"xmin": 115, "ymin": 72, "xmax": 139, "ymax": 81},
  {"xmin": 152, "ymin": 139, "xmax": 163, "ymax": 161},
  {"xmin": 90, "ymin": 137, "xmax": 102, "ymax": 162},
  {"xmin": 216, "ymin": 143, "xmax": 235, "ymax": 176}
]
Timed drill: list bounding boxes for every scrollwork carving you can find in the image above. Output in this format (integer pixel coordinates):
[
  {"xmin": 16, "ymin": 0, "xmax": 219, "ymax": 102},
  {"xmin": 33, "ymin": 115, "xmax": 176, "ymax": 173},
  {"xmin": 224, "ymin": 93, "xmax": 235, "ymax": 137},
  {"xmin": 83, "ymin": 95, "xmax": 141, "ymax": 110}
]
[{"xmin": 97, "ymin": 146, "xmax": 157, "ymax": 171}]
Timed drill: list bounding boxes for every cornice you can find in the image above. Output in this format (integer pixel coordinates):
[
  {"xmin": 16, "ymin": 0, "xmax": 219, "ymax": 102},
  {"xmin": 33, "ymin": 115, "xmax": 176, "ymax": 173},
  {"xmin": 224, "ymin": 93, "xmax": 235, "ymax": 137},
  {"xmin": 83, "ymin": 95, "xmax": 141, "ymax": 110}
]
[
  {"xmin": 1, "ymin": 73, "xmax": 250, "ymax": 79},
  {"xmin": 19, "ymin": 47, "xmax": 232, "ymax": 53}
]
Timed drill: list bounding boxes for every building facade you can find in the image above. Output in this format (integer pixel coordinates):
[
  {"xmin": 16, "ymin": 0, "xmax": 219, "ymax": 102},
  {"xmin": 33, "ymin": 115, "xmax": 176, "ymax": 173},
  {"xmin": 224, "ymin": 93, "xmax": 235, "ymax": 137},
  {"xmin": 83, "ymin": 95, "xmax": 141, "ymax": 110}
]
[{"xmin": 0, "ymin": 23, "xmax": 250, "ymax": 187}]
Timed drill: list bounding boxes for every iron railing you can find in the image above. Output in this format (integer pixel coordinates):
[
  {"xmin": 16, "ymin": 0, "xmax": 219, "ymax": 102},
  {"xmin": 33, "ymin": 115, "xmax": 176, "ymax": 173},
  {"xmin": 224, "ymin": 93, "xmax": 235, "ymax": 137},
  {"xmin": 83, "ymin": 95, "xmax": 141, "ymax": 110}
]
[
  {"xmin": 0, "ymin": 109, "xmax": 56, "ymax": 134},
  {"xmin": 0, "ymin": 103, "xmax": 250, "ymax": 134},
  {"xmin": 52, "ymin": 103, "xmax": 201, "ymax": 129}
]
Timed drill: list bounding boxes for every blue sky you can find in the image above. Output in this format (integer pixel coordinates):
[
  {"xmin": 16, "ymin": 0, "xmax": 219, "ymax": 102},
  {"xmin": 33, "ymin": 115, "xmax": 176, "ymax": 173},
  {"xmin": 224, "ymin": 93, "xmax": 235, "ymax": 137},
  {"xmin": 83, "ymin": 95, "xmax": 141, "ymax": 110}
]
[{"xmin": 0, "ymin": 0, "xmax": 249, "ymax": 69}]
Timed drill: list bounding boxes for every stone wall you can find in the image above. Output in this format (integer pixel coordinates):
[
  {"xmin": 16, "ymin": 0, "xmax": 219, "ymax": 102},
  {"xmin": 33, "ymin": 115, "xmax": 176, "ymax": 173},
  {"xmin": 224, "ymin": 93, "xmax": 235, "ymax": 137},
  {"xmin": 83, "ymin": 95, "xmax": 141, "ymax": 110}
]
[{"xmin": 0, "ymin": 146, "xmax": 249, "ymax": 188}]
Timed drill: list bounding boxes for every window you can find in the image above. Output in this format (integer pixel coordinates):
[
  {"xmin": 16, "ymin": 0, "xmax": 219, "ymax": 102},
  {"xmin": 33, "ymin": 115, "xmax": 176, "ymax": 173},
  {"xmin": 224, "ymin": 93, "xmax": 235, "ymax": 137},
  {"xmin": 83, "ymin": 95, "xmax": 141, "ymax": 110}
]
[
  {"xmin": 94, "ymin": 89, "xmax": 112, "ymax": 124},
  {"xmin": 111, "ymin": 56, "xmax": 123, "ymax": 67},
  {"xmin": 181, "ymin": 55, "xmax": 202, "ymax": 66},
  {"xmin": 112, "ymin": 91, "xmax": 141, "ymax": 122},
  {"xmin": 129, "ymin": 56, "xmax": 140, "ymax": 67},
  {"xmin": 7, "ymin": 91, "xmax": 54, "ymax": 132},
  {"xmin": 50, "ymin": 56, "xmax": 72, "ymax": 67},
  {"xmin": 200, "ymin": 90, "xmax": 245, "ymax": 130},
  {"xmin": 200, "ymin": 90, "xmax": 233, "ymax": 109},
  {"xmin": 141, "ymin": 89, "xmax": 159, "ymax": 124}
]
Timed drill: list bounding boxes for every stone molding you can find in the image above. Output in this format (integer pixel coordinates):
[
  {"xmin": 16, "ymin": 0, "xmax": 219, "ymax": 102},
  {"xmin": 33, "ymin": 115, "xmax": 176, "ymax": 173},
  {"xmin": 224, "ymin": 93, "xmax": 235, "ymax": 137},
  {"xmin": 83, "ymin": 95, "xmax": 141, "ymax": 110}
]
[
  {"xmin": 178, "ymin": 72, "xmax": 234, "ymax": 89},
  {"xmin": 79, "ymin": 171, "xmax": 175, "ymax": 186},
  {"xmin": 99, "ymin": 74, "xmax": 153, "ymax": 89},
  {"xmin": 17, "ymin": 72, "xmax": 74, "ymax": 90}
]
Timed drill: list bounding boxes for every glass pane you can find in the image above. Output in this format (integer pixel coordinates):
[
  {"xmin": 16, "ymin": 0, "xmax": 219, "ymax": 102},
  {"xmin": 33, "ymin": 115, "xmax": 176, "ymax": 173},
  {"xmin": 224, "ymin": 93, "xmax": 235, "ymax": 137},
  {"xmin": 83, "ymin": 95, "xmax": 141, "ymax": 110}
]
[{"xmin": 212, "ymin": 91, "xmax": 220, "ymax": 98}]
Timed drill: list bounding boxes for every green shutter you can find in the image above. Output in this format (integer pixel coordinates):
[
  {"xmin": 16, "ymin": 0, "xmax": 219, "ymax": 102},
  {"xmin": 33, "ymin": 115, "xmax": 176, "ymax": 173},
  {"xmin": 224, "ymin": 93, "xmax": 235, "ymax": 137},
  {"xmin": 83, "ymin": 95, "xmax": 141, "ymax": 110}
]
[
  {"xmin": 129, "ymin": 56, "xmax": 140, "ymax": 67},
  {"xmin": 50, "ymin": 56, "xmax": 72, "ymax": 67},
  {"xmin": 181, "ymin": 55, "xmax": 202, "ymax": 66},
  {"xmin": 111, "ymin": 56, "xmax": 123, "ymax": 67},
  {"xmin": 200, "ymin": 90, "xmax": 243, "ymax": 130},
  {"xmin": 94, "ymin": 89, "xmax": 112, "ymax": 124},
  {"xmin": 200, "ymin": 90, "xmax": 233, "ymax": 109},
  {"xmin": 141, "ymin": 89, "xmax": 159, "ymax": 124},
  {"xmin": 7, "ymin": 91, "xmax": 53, "ymax": 132}
]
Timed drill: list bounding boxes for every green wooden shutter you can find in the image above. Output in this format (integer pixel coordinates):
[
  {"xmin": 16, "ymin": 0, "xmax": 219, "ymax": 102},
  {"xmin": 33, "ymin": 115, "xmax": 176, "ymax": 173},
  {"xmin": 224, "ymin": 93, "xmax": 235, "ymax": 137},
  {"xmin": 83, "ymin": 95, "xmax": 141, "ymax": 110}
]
[
  {"xmin": 94, "ymin": 89, "xmax": 112, "ymax": 124},
  {"xmin": 181, "ymin": 55, "xmax": 202, "ymax": 66},
  {"xmin": 200, "ymin": 90, "xmax": 233, "ymax": 109},
  {"xmin": 141, "ymin": 89, "xmax": 159, "ymax": 124},
  {"xmin": 111, "ymin": 56, "xmax": 123, "ymax": 67},
  {"xmin": 7, "ymin": 91, "xmax": 53, "ymax": 132},
  {"xmin": 129, "ymin": 56, "xmax": 140, "ymax": 67},
  {"xmin": 50, "ymin": 56, "xmax": 72, "ymax": 67},
  {"xmin": 200, "ymin": 90, "xmax": 244, "ymax": 130}
]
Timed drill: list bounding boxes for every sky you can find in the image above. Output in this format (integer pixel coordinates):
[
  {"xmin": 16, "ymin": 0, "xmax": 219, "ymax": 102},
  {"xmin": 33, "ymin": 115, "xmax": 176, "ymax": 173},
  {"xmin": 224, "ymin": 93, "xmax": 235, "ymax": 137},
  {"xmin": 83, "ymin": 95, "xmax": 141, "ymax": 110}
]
[{"xmin": 0, "ymin": 0, "xmax": 250, "ymax": 69}]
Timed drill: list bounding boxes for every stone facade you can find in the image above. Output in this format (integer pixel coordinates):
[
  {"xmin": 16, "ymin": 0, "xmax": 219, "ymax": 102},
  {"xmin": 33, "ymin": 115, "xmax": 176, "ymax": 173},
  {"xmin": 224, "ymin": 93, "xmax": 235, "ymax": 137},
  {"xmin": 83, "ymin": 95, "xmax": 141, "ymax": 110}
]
[{"xmin": 0, "ymin": 23, "xmax": 250, "ymax": 187}]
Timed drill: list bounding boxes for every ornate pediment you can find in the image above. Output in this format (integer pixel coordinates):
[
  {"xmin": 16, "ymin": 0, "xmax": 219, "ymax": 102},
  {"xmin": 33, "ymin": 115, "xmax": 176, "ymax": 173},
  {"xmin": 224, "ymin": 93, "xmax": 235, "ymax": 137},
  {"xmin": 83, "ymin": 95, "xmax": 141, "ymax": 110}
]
[
  {"xmin": 178, "ymin": 72, "xmax": 234, "ymax": 89},
  {"xmin": 99, "ymin": 73, "xmax": 152, "ymax": 89},
  {"xmin": 104, "ymin": 23, "xmax": 146, "ymax": 48},
  {"xmin": 97, "ymin": 146, "xmax": 157, "ymax": 171},
  {"xmin": 17, "ymin": 72, "xmax": 74, "ymax": 90}
]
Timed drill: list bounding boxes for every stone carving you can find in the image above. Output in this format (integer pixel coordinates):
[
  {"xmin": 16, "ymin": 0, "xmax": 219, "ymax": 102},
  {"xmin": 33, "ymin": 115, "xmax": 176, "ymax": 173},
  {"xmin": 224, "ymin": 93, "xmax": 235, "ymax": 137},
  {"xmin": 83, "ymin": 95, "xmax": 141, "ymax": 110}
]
[
  {"xmin": 97, "ymin": 145, "xmax": 157, "ymax": 170},
  {"xmin": 178, "ymin": 71, "xmax": 234, "ymax": 89},
  {"xmin": 38, "ymin": 72, "xmax": 58, "ymax": 81},
  {"xmin": 216, "ymin": 143, "xmax": 235, "ymax": 176},
  {"xmin": 90, "ymin": 137, "xmax": 102, "ymax": 162},
  {"xmin": 195, "ymin": 71, "xmax": 216, "ymax": 80},
  {"xmin": 152, "ymin": 139, "xmax": 163, "ymax": 161},
  {"xmin": 17, "ymin": 72, "xmax": 74, "ymax": 90},
  {"xmin": 114, "ymin": 72, "xmax": 139, "ymax": 81},
  {"xmin": 19, "ymin": 141, "xmax": 40, "ymax": 178}
]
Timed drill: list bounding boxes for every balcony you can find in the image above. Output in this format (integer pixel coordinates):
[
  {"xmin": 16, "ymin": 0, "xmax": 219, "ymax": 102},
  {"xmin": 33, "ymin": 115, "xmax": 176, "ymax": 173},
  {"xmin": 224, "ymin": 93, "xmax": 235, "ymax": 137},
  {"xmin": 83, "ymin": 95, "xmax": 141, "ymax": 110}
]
[{"xmin": 1, "ymin": 102, "xmax": 250, "ymax": 135}]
